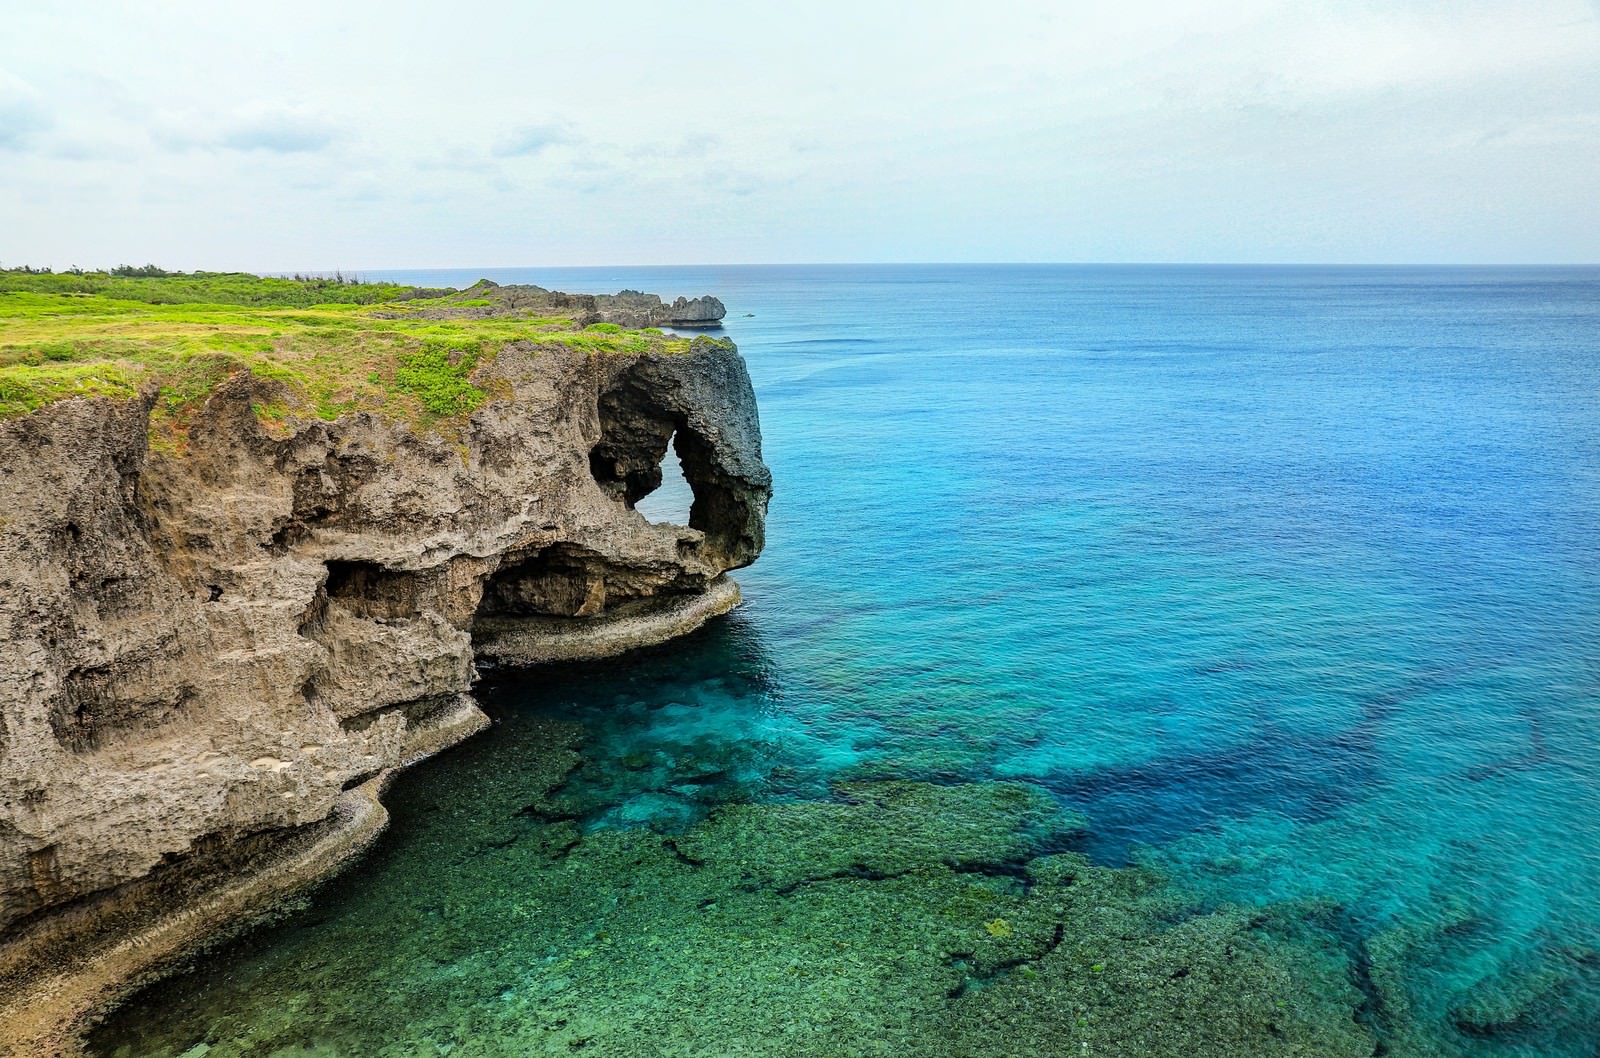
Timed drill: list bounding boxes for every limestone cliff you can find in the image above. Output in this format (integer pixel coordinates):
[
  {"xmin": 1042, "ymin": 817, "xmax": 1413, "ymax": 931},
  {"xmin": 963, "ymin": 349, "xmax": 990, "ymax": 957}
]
[
  {"xmin": 594, "ymin": 290, "xmax": 728, "ymax": 328},
  {"xmin": 401, "ymin": 282, "xmax": 727, "ymax": 330},
  {"xmin": 0, "ymin": 302, "xmax": 769, "ymax": 1051}
]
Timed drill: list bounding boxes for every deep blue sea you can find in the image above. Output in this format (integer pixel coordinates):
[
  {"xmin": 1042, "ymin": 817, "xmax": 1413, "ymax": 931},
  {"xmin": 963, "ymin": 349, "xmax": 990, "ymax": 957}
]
[{"xmin": 93, "ymin": 265, "xmax": 1600, "ymax": 1057}]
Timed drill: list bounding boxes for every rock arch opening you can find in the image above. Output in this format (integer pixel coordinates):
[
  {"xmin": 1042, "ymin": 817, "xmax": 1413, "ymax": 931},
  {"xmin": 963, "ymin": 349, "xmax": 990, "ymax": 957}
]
[
  {"xmin": 587, "ymin": 369, "xmax": 764, "ymax": 568},
  {"xmin": 634, "ymin": 432, "xmax": 695, "ymax": 527}
]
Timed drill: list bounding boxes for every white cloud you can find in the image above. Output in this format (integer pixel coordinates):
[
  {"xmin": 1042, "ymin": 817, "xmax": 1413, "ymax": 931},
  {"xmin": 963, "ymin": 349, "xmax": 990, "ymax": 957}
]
[
  {"xmin": 218, "ymin": 111, "xmax": 339, "ymax": 153},
  {"xmin": 0, "ymin": 0, "xmax": 1595, "ymax": 267},
  {"xmin": 0, "ymin": 70, "xmax": 49, "ymax": 150},
  {"xmin": 492, "ymin": 124, "xmax": 577, "ymax": 157},
  {"xmin": 154, "ymin": 106, "xmax": 341, "ymax": 154}
]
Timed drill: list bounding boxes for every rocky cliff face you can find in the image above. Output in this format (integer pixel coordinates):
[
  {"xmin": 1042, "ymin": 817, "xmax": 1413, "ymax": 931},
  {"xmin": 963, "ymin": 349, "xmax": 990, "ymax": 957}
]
[
  {"xmin": 594, "ymin": 290, "xmax": 728, "ymax": 328},
  {"xmin": 403, "ymin": 283, "xmax": 728, "ymax": 330},
  {"xmin": 0, "ymin": 328, "xmax": 768, "ymax": 1035}
]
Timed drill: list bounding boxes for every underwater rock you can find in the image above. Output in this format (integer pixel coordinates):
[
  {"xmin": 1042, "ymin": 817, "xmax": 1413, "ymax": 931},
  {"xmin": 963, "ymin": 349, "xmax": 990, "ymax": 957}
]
[
  {"xmin": 673, "ymin": 780, "xmax": 1078, "ymax": 890},
  {"xmin": 944, "ymin": 880, "xmax": 1376, "ymax": 1058},
  {"xmin": 87, "ymin": 775, "xmax": 1379, "ymax": 1058},
  {"xmin": 0, "ymin": 302, "xmax": 769, "ymax": 1053},
  {"xmin": 1362, "ymin": 899, "xmax": 1477, "ymax": 1053},
  {"xmin": 1451, "ymin": 960, "xmax": 1571, "ymax": 1035}
]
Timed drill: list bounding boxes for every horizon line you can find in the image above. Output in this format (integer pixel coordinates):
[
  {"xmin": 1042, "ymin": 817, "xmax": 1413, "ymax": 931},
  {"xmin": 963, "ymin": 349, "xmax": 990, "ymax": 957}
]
[
  {"xmin": 13, "ymin": 260, "xmax": 1600, "ymax": 276},
  {"xmin": 340, "ymin": 260, "xmax": 1600, "ymax": 273}
]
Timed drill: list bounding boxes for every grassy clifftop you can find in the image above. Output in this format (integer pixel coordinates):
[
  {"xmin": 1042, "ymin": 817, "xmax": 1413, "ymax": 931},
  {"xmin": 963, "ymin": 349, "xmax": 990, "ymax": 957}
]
[
  {"xmin": 0, "ymin": 270, "xmax": 697, "ymax": 442},
  {"xmin": 0, "ymin": 268, "xmax": 420, "ymax": 307}
]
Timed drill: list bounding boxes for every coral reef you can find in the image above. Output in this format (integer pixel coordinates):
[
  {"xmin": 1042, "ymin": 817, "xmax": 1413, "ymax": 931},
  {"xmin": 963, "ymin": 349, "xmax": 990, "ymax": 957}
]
[{"xmin": 87, "ymin": 709, "xmax": 1378, "ymax": 1058}]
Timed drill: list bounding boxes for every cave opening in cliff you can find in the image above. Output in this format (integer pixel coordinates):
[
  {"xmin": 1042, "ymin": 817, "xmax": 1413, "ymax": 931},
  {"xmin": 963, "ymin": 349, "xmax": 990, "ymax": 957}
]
[
  {"xmin": 633, "ymin": 431, "xmax": 695, "ymax": 527},
  {"xmin": 320, "ymin": 560, "xmax": 422, "ymax": 621},
  {"xmin": 588, "ymin": 371, "xmax": 761, "ymax": 569},
  {"xmin": 474, "ymin": 544, "xmax": 621, "ymax": 621},
  {"xmin": 591, "ymin": 417, "xmax": 734, "ymax": 545}
]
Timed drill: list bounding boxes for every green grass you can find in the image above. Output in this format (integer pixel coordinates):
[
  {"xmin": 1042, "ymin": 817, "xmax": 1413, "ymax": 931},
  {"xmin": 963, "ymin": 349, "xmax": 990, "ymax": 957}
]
[
  {"xmin": 0, "ymin": 361, "xmax": 142, "ymax": 415},
  {"xmin": 394, "ymin": 340, "xmax": 486, "ymax": 416},
  {"xmin": 0, "ymin": 269, "xmax": 416, "ymax": 307},
  {"xmin": 0, "ymin": 269, "xmax": 694, "ymax": 437}
]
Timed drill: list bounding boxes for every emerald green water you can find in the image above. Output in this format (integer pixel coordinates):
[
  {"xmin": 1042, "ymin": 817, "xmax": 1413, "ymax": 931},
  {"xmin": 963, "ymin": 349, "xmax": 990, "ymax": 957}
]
[{"xmin": 91, "ymin": 265, "xmax": 1600, "ymax": 1057}]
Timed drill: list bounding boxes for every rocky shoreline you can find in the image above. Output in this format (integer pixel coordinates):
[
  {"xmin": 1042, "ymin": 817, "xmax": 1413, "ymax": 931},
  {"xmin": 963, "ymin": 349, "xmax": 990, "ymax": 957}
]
[
  {"xmin": 474, "ymin": 575, "xmax": 744, "ymax": 666},
  {"xmin": 0, "ymin": 282, "xmax": 769, "ymax": 1055}
]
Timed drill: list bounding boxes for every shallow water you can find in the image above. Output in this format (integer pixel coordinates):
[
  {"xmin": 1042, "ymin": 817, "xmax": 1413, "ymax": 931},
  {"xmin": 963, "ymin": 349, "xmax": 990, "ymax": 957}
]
[{"xmin": 92, "ymin": 265, "xmax": 1600, "ymax": 1057}]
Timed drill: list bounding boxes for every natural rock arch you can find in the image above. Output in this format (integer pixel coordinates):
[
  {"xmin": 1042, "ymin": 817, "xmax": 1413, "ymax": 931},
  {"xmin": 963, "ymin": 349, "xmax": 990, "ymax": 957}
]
[{"xmin": 586, "ymin": 348, "xmax": 768, "ymax": 570}]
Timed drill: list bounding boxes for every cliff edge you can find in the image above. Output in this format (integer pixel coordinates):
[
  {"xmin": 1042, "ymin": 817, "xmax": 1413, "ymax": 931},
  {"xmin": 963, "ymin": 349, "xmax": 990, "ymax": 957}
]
[{"xmin": 0, "ymin": 273, "xmax": 770, "ymax": 1053}]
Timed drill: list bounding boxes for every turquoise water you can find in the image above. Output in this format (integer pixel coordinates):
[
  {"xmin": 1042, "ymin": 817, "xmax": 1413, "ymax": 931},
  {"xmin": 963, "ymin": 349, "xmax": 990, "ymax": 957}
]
[{"xmin": 92, "ymin": 266, "xmax": 1600, "ymax": 1056}]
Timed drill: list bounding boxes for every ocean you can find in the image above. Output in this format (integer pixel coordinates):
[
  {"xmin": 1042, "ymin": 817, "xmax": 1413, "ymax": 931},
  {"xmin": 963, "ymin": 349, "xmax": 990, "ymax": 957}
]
[{"xmin": 91, "ymin": 265, "xmax": 1600, "ymax": 1057}]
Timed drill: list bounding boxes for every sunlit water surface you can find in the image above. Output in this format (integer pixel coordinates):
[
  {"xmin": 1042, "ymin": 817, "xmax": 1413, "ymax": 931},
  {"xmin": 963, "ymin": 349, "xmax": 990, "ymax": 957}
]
[{"xmin": 92, "ymin": 265, "xmax": 1600, "ymax": 1057}]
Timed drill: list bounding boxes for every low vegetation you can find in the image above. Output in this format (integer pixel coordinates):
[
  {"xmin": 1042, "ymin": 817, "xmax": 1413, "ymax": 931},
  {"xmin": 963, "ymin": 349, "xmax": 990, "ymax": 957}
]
[
  {"xmin": 0, "ymin": 267, "xmax": 413, "ymax": 306},
  {"xmin": 0, "ymin": 268, "xmax": 693, "ymax": 443}
]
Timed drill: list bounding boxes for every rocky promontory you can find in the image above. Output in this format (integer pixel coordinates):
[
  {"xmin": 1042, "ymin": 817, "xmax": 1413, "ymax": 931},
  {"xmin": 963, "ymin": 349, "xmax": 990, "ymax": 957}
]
[
  {"xmin": 594, "ymin": 290, "xmax": 727, "ymax": 328},
  {"xmin": 387, "ymin": 282, "xmax": 726, "ymax": 330},
  {"xmin": 0, "ymin": 272, "xmax": 769, "ymax": 1054}
]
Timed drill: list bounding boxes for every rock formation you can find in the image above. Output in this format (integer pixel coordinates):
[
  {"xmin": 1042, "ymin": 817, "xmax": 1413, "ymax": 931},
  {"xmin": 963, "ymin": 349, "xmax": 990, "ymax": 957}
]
[
  {"xmin": 593, "ymin": 290, "xmax": 728, "ymax": 329},
  {"xmin": 396, "ymin": 283, "xmax": 727, "ymax": 330},
  {"xmin": 0, "ymin": 310, "xmax": 768, "ymax": 1052}
]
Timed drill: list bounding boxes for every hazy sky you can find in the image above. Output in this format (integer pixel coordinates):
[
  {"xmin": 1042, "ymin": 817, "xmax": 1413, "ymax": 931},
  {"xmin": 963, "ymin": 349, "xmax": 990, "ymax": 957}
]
[{"xmin": 2, "ymin": 1, "xmax": 1597, "ymax": 269}]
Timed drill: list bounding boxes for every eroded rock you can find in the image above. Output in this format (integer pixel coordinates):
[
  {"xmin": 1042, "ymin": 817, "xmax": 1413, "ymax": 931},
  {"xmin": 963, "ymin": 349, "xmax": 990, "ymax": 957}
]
[
  {"xmin": 0, "ymin": 320, "xmax": 769, "ymax": 1037},
  {"xmin": 593, "ymin": 290, "xmax": 728, "ymax": 329}
]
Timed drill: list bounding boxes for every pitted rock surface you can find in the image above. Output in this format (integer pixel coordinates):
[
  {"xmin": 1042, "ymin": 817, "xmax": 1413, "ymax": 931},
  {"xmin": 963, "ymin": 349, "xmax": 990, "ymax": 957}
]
[
  {"xmin": 0, "ymin": 329, "xmax": 769, "ymax": 948},
  {"xmin": 594, "ymin": 290, "xmax": 728, "ymax": 329}
]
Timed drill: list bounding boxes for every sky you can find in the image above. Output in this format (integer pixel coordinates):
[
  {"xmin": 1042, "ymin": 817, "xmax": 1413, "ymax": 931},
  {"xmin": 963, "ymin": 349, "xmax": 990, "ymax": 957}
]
[{"xmin": 1, "ymin": 0, "xmax": 1597, "ymax": 269}]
